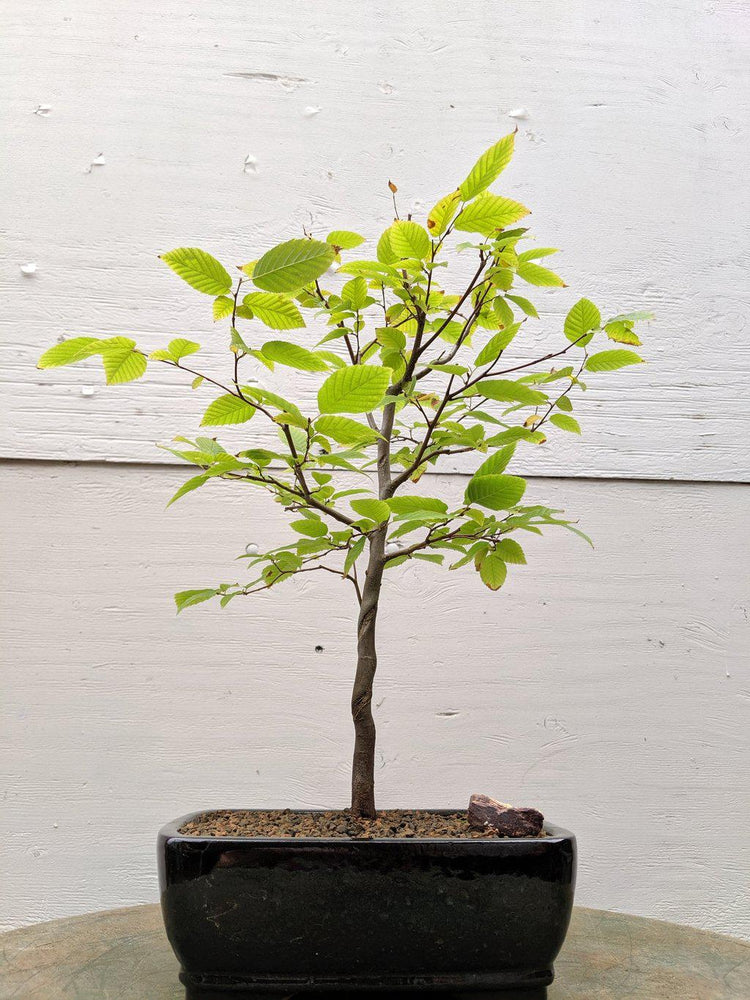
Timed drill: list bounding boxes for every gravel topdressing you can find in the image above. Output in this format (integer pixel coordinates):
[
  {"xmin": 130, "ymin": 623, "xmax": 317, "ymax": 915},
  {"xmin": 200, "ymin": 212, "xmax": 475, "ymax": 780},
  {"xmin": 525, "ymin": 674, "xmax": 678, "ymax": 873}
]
[{"xmin": 179, "ymin": 808, "xmax": 505, "ymax": 840}]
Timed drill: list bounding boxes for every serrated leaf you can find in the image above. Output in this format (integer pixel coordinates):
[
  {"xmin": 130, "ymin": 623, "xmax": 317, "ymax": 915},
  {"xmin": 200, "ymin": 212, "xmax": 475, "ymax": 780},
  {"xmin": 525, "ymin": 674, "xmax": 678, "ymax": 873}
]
[
  {"xmin": 516, "ymin": 261, "xmax": 565, "ymax": 287},
  {"xmin": 479, "ymin": 551, "xmax": 507, "ymax": 590},
  {"xmin": 455, "ymin": 193, "xmax": 530, "ymax": 237},
  {"xmin": 318, "ymin": 365, "xmax": 391, "ymax": 414},
  {"xmin": 389, "ymin": 220, "xmax": 431, "ymax": 261},
  {"xmin": 38, "ymin": 337, "xmax": 99, "ymax": 369},
  {"xmin": 585, "ymin": 350, "xmax": 643, "ymax": 372},
  {"xmin": 160, "ymin": 248, "xmax": 232, "ymax": 295},
  {"xmin": 101, "ymin": 345, "xmax": 147, "ymax": 385},
  {"xmin": 253, "ymin": 239, "xmax": 335, "ymax": 293},
  {"xmin": 201, "ymin": 394, "xmax": 256, "ymax": 426},
  {"xmin": 290, "ymin": 518, "xmax": 328, "ymax": 538},
  {"xmin": 377, "ymin": 228, "xmax": 399, "ymax": 265},
  {"xmin": 344, "ymin": 536, "xmax": 366, "ymax": 574},
  {"xmin": 516, "ymin": 247, "xmax": 559, "ymax": 262},
  {"xmin": 474, "ymin": 444, "xmax": 516, "ymax": 476},
  {"xmin": 505, "ymin": 294, "xmax": 539, "ymax": 318},
  {"xmin": 326, "ymin": 230, "xmax": 365, "ymax": 250},
  {"xmin": 473, "ymin": 379, "xmax": 547, "ymax": 406},
  {"xmin": 564, "ymin": 298, "xmax": 601, "ymax": 342},
  {"xmin": 315, "ymin": 415, "xmax": 379, "ymax": 446},
  {"xmin": 388, "ymin": 496, "xmax": 448, "ymax": 515},
  {"xmin": 213, "ymin": 296, "xmax": 234, "ymax": 321},
  {"xmin": 495, "ymin": 538, "xmax": 526, "ymax": 564},
  {"xmin": 351, "ymin": 498, "xmax": 390, "ymax": 523},
  {"xmin": 459, "ymin": 133, "xmax": 516, "ymax": 201},
  {"xmin": 427, "ymin": 191, "xmax": 461, "ymax": 235},
  {"xmin": 474, "ymin": 323, "xmax": 522, "ymax": 366},
  {"xmin": 549, "ymin": 413, "xmax": 581, "ymax": 434},
  {"xmin": 341, "ymin": 276, "xmax": 369, "ymax": 311},
  {"xmin": 242, "ymin": 292, "xmax": 305, "ymax": 330},
  {"xmin": 605, "ymin": 321, "xmax": 642, "ymax": 345},
  {"xmin": 465, "ymin": 474, "xmax": 527, "ymax": 510},
  {"xmin": 167, "ymin": 473, "xmax": 210, "ymax": 507},
  {"xmin": 261, "ymin": 340, "xmax": 328, "ymax": 372},
  {"xmin": 174, "ymin": 589, "xmax": 217, "ymax": 612},
  {"xmin": 150, "ymin": 338, "xmax": 201, "ymax": 362}
]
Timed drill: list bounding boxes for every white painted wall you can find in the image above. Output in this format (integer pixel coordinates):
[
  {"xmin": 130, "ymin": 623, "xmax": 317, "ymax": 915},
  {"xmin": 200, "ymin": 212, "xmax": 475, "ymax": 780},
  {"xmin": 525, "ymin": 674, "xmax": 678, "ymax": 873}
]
[
  {"xmin": 1, "ymin": 463, "xmax": 748, "ymax": 938},
  {"xmin": 1, "ymin": 0, "xmax": 749, "ymax": 941}
]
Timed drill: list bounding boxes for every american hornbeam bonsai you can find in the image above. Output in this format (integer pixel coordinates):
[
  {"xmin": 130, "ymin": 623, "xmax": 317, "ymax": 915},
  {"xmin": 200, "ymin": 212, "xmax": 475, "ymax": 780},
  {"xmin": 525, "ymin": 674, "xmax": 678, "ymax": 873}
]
[{"xmin": 38, "ymin": 132, "xmax": 649, "ymax": 820}]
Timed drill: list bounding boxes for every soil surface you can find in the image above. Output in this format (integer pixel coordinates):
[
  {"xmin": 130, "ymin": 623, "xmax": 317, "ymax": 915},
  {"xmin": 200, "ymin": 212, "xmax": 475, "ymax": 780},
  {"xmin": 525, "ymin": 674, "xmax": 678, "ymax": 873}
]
[{"xmin": 179, "ymin": 809, "xmax": 516, "ymax": 839}]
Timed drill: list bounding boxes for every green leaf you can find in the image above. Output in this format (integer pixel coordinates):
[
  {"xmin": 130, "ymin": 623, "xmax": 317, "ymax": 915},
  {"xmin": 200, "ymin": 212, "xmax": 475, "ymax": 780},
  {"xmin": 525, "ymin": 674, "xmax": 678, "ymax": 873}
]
[
  {"xmin": 474, "ymin": 444, "xmax": 516, "ymax": 476},
  {"xmin": 341, "ymin": 276, "xmax": 369, "ymax": 311},
  {"xmin": 38, "ymin": 337, "xmax": 99, "ymax": 369},
  {"xmin": 318, "ymin": 365, "xmax": 391, "ymax": 414},
  {"xmin": 564, "ymin": 298, "xmax": 601, "ymax": 342},
  {"xmin": 474, "ymin": 323, "xmax": 522, "ymax": 366},
  {"xmin": 388, "ymin": 220, "xmax": 431, "ymax": 260},
  {"xmin": 585, "ymin": 349, "xmax": 643, "ymax": 372},
  {"xmin": 388, "ymin": 495, "xmax": 448, "ymax": 516},
  {"xmin": 101, "ymin": 342, "xmax": 147, "ymax": 385},
  {"xmin": 376, "ymin": 229, "xmax": 399, "ymax": 265},
  {"xmin": 473, "ymin": 379, "xmax": 547, "ymax": 406},
  {"xmin": 160, "ymin": 248, "xmax": 232, "ymax": 295},
  {"xmin": 505, "ymin": 294, "xmax": 538, "ymax": 318},
  {"xmin": 213, "ymin": 296, "xmax": 234, "ymax": 321},
  {"xmin": 454, "ymin": 193, "xmax": 530, "ymax": 237},
  {"xmin": 315, "ymin": 415, "xmax": 379, "ymax": 446},
  {"xmin": 326, "ymin": 230, "xmax": 365, "ymax": 250},
  {"xmin": 609, "ymin": 311, "xmax": 654, "ymax": 323},
  {"xmin": 459, "ymin": 132, "xmax": 516, "ymax": 201},
  {"xmin": 253, "ymin": 239, "xmax": 335, "ymax": 293},
  {"xmin": 351, "ymin": 498, "xmax": 390, "ymax": 523},
  {"xmin": 290, "ymin": 518, "xmax": 328, "ymax": 538},
  {"xmin": 201, "ymin": 394, "xmax": 255, "ymax": 426},
  {"xmin": 549, "ymin": 413, "xmax": 581, "ymax": 434},
  {"xmin": 516, "ymin": 247, "xmax": 559, "ymax": 262},
  {"xmin": 495, "ymin": 538, "xmax": 526, "ymax": 564},
  {"xmin": 242, "ymin": 292, "xmax": 305, "ymax": 329},
  {"xmin": 344, "ymin": 536, "xmax": 366, "ymax": 574},
  {"xmin": 479, "ymin": 551, "xmax": 507, "ymax": 590},
  {"xmin": 605, "ymin": 321, "xmax": 642, "ymax": 346},
  {"xmin": 261, "ymin": 340, "xmax": 328, "ymax": 372},
  {"xmin": 427, "ymin": 191, "xmax": 461, "ymax": 236},
  {"xmin": 167, "ymin": 473, "xmax": 210, "ymax": 507},
  {"xmin": 516, "ymin": 261, "xmax": 565, "ymax": 287},
  {"xmin": 174, "ymin": 589, "xmax": 217, "ymax": 612},
  {"xmin": 150, "ymin": 338, "xmax": 201, "ymax": 362},
  {"xmin": 465, "ymin": 474, "xmax": 527, "ymax": 510}
]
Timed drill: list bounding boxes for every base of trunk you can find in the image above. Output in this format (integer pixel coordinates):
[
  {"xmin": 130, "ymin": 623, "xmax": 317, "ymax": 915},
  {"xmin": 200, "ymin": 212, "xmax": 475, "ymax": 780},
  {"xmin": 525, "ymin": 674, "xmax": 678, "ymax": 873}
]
[{"xmin": 159, "ymin": 810, "xmax": 575, "ymax": 1000}]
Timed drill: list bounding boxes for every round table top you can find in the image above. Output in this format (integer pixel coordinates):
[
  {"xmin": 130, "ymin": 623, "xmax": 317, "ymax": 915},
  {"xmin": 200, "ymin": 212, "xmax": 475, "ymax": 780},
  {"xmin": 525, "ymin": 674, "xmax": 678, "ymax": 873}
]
[{"xmin": 0, "ymin": 904, "xmax": 747, "ymax": 999}]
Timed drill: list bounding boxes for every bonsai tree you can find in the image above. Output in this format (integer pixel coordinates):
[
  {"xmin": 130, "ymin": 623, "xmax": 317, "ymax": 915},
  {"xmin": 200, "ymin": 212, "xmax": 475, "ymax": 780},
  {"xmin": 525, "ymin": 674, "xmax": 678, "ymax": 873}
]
[{"xmin": 38, "ymin": 132, "xmax": 649, "ymax": 819}]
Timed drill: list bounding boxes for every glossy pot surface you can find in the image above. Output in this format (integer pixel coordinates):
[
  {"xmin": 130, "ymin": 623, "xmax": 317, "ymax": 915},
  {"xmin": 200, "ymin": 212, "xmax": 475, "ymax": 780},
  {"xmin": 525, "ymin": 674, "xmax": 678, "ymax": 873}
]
[{"xmin": 159, "ymin": 810, "xmax": 576, "ymax": 998}]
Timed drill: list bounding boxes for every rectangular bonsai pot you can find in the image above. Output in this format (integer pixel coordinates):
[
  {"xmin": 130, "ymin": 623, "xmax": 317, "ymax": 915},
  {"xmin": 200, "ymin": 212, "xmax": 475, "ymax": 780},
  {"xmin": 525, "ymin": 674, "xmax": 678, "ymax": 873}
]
[{"xmin": 158, "ymin": 810, "xmax": 576, "ymax": 999}]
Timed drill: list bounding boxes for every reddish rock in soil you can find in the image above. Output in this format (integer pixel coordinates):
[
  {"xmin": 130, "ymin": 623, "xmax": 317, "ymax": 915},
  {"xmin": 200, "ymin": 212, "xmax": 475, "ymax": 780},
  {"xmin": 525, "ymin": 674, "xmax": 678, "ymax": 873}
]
[{"xmin": 467, "ymin": 794, "xmax": 544, "ymax": 837}]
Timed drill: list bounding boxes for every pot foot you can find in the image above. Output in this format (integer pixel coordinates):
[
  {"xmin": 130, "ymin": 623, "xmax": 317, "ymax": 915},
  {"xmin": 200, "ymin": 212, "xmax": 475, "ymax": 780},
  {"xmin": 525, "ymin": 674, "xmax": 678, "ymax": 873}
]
[{"xmin": 185, "ymin": 990, "xmax": 547, "ymax": 999}]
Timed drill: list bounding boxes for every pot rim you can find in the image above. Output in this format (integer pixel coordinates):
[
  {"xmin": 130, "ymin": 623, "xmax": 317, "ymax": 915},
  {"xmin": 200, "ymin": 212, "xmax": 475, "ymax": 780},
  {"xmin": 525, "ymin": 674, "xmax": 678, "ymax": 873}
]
[{"xmin": 160, "ymin": 809, "xmax": 575, "ymax": 846}]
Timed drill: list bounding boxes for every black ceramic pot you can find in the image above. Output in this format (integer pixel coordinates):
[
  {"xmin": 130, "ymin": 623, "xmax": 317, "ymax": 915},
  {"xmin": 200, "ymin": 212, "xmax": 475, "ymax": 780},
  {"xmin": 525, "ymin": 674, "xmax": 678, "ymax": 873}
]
[{"xmin": 158, "ymin": 811, "xmax": 576, "ymax": 999}]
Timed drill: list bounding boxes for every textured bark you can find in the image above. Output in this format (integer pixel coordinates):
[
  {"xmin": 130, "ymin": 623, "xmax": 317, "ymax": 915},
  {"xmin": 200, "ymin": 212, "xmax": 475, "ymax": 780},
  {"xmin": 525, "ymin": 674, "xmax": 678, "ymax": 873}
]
[
  {"xmin": 350, "ymin": 526, "xmax": 386, "ymax": 817},
  {"xmin": 350, "ymin": 401, "xmax": 397, "ymax": 817}
]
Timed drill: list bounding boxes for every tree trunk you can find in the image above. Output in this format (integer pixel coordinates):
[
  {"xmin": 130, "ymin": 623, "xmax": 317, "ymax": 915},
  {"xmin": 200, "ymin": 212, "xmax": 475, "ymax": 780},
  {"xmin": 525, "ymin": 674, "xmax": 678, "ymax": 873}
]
[
  {"xmin": 349, "ymin": 399, "xmax": 395, "ymax": 818},
  {"xmin": 350, "ymin": 524, "xmax": 386, "ymax": 817}
]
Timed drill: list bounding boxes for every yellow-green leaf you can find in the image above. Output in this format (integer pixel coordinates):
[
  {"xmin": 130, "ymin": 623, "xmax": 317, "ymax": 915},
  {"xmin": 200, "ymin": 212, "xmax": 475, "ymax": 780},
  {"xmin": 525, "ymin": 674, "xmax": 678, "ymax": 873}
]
[
  {"xmin": 318, "ymin": 365, "xmax": 391, "ymax": 414},
  {"xmin": 326, "ymin": 230, "xmax": 365, "ymax": 250},
  {"xmin": 564, "ymin": 298, "xmax": 601, "ymax": 342},
  {"xmin": 516, "ymin": 261, "xmax": 565, "ymax": 287},
  {"xmin": 585, "ymin": 350, "xmax": 643, "ymax": 373},
  {"xmin": 479, "ymin": 551, "xmax": 507, "ymax": 590},
  {"xmin": 454, "ymin": 193, "xmax": 530, "ymax": 237},
  {"xmin": 388, "ymin": 220, "xmax": 431, "ymax": 261},
  {"xmin": 38, "ymin": 337, "xmax": 99, "ymax": 369},
  {"xmin": 465, "ymin": 474, "xmax": 527, "ymax": 510},
  {"xmin": 201, "ymin": 394, "xmax": 255, "ymax": 426},
  {"xmin": 459, "ymin": 132, "xmax": 516, "ymax": 201},
  {"xmin": 261, "ymin": 340, "xmax": 328, "ymax": 372},
  {"xmin": 427, "ymin": 191, "xmax": 461, "ymax": 236},
  {"xmin": 242, "ymin": 292, "xmax": 305, "ymax": 330},
  {"xmin": 253, "ymin": 239, "xmax": 335, "ymax": 293},
  {"xmin": 549, "ymin": 413, "xmax": 581, "ymax": 434},
  {"xmin": 160, "ymin": 248, "xmax": 232, "ymax": 295}
]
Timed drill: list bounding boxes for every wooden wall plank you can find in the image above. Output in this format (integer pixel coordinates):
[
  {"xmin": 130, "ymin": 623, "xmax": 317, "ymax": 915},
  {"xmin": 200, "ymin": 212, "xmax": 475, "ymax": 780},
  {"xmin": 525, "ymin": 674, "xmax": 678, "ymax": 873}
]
[
  {"xmin": 1, "ymin": 461, "xmax": 748, "ymax": 936},
  {"xmin": 2, "ymin": 1, "xmax": 749, "ymax": 478}
]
